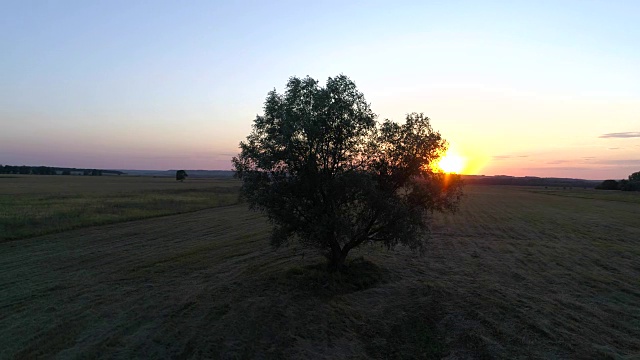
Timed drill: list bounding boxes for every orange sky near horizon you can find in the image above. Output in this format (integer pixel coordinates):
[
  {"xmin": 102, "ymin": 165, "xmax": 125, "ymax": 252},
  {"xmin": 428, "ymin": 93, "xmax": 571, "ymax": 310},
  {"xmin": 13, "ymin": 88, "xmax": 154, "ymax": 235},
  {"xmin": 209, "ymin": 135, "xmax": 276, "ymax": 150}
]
[{"xmin": 1, "ymin": 2, "xmax": 638, "ymax": 180}]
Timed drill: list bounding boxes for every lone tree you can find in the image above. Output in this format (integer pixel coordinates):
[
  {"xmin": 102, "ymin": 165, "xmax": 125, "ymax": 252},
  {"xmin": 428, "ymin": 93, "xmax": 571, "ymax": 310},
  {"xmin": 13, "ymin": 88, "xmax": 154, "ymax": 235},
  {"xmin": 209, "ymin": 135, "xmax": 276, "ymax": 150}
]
[
  {"xmin": 233, "ymin": 75, "xmax": 463, "ymax": 272},
  {"xmin": 176, "ymin": 170, "xmax": 188, "ymax": 182}
]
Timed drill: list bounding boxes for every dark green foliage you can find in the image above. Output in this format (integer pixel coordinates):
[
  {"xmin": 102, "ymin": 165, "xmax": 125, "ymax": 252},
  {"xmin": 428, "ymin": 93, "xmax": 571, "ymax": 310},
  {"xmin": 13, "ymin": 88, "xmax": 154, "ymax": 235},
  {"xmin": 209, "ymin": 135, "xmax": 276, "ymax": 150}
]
[
  {"xmin": 620, "ymin": 179, "xmax": 640, "ymax": 191},
  {"xmin": 82, "ymin": 169, "xmax": 103, "ymax": 176},
  {"xmin": 176, "ymin": 170, "xmax": 188, "ymax": 182},
  {"xmin": 33, "ymin": 166, "xmax": 55, "ymax": 175},
  {"xmin": 620, "ymin": 171, "xmax": 640, "ymax": 191},
  {"xmin": 233, "ymin": 75, "xmax": 463, "ymax": 272},
  {"xmin": 595, "ymin": 172, "xmax": 640, "ymax": 191},
  {"xmin": 595, "ymin": 179, "xmax": 619, "ymax": 190}
]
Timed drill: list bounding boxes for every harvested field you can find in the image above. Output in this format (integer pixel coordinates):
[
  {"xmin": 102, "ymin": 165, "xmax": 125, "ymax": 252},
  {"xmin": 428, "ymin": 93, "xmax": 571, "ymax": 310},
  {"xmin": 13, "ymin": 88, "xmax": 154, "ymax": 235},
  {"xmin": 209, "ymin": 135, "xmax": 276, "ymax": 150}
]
[
  {"xmin": 0, "ymin": 175, "xmax": 238, "ymax": 196},
  {"xmin": 0, "ymin": 175, "xmax": 240, "ymax": 240},
  {"xmin": 1, "ymin": 184, "xmax": 639, "ymax": 358}
]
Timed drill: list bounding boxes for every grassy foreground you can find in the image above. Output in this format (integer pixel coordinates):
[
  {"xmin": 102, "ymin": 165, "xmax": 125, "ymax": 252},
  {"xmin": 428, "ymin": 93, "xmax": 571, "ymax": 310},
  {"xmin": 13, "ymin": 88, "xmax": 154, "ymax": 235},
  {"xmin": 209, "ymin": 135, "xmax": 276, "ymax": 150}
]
[
  {"xmin": 1, "ymin": 183, "xmax": 639, "ymax": 358},
  {"xmin": 0, "ymin": 175, "xmax": 239, "ymax": 241}
]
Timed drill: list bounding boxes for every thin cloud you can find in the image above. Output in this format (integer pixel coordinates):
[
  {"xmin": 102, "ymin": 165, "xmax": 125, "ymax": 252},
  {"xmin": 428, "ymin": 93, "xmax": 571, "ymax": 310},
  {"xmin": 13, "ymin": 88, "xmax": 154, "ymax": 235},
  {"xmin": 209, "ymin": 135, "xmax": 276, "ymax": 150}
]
[
  {"xmin": 522, "ymin": 166, "xmax": 595, "ymax": 172},
  {"xmin": 545, "ymin": 158, "xmax": 640, "ymax": 166},
  {"xmin": 547, "ymin": 160, "xmax": 572, "ymax": 165},
  {"xmin": 492, "ymin": 154, "xmax": 529, "ymax": 160},
  {"xmin": 609, "ymin": 147, "xmax": 620, "ymax": 150},
  {"xmin": 599, "ymin": 132, "xmax": 640, "ymax": 138},
  {"xmin": 593, "ymin": 159, "xmax": 640, "ymax": 166}
]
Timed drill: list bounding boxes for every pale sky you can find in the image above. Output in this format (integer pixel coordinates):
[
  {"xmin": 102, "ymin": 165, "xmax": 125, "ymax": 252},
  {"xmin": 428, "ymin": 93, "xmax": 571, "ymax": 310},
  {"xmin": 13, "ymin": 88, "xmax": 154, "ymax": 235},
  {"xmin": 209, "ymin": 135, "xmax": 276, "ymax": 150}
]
[{"xmin": 1, "ymin": 0, "xmax": 639, "ymax": 179}]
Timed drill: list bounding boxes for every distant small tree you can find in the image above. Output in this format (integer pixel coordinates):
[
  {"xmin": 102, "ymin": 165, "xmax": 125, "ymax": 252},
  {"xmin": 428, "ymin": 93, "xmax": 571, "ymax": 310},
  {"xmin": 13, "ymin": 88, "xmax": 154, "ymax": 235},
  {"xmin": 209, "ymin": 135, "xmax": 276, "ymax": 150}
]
[
  {"xmin": 176, "ymin": 170, "xmax": 188, "ymax": 182},
  {"xmin": 233, "ymin": 75, "xmax": 463, "ymax": 272},
  {"xmin": 629, "ymin": 171, "xmax": 640, "ymax": 182}
]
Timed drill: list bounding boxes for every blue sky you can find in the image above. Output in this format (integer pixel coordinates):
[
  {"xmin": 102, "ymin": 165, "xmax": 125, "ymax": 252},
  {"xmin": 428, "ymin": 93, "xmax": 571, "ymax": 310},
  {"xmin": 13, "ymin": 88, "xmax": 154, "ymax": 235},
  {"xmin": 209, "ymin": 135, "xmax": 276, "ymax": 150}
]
[{"xmin": 1, "ymin": 0, "xmax": 639, "ymax": 179}]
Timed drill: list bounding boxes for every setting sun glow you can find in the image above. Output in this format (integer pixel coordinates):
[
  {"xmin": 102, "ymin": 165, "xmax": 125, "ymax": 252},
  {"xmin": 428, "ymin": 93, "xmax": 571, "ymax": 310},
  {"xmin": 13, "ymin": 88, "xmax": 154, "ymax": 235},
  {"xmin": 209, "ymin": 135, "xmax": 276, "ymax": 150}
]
[{"xmin": 437, "ymin": 152, "xmax": 466, "ymax": 174}]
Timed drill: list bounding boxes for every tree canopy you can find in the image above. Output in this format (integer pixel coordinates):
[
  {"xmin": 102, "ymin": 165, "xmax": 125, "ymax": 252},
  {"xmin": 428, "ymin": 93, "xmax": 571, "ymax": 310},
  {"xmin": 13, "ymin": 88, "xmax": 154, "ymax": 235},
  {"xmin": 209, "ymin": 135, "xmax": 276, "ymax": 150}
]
[
  {"xmin": 233, "ymin": 75, "xmax": 463, "ymax": 271},
  {"xmin": 176, "ymin": 170, "xmax": 188, "ymax": 182},
  {"xmin": 595, "ymin": 179, "xmax": 619, "ymax": 190}
]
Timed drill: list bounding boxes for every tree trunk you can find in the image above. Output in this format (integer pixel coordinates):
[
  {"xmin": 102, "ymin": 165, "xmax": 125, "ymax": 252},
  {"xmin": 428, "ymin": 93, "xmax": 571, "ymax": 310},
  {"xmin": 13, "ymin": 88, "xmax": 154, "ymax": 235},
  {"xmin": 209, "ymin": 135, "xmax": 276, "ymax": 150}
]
[{"xmin": 327, "ymin": 246, "xmax": 349, "ymax": 273}]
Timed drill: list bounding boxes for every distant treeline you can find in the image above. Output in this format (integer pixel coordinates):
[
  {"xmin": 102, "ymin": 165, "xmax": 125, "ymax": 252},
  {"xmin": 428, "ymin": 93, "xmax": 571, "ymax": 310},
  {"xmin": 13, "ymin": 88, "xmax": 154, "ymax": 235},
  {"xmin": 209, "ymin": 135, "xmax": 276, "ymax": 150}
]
[
  {"xmin": 0, "ymin": 165, "xmax": 124, "ymax": 176},
  {"xmin": 461, "ymin": 175, "xmax": 600, "ymax": 188},
  {"xmin": 595, "ymin": 172, "xmax": 640, "ymax": 192}
]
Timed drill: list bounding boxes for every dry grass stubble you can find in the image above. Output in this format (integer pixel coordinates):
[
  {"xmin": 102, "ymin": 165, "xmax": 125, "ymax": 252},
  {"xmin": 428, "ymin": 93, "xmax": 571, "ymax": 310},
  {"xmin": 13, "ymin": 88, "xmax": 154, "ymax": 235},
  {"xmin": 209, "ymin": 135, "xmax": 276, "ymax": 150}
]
[
  {"xmin": 1, "ymin": 185, "xmax": 639, "ymax": 358},
  {"xmin": 0, "ymin": 175, "xmax": 240, "ymax": 240}
]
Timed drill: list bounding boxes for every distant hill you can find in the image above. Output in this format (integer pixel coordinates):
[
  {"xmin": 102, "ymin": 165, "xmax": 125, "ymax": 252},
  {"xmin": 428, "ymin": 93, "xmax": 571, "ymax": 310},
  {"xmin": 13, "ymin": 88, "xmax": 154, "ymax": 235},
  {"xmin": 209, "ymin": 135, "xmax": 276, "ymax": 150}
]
[
  {"xmin": 117, "ymin": 171, "xmax": 601, "ymax": 186},
  {"xmin": 0, "ymin": 164, "xmax": 606, "ymax": 187},
  {"xmin": 461, "ymin": 175, "xmax": 601, "ymax": 188},
  {"xmin": 116, "ymin": 169, "xmax": 235, "ymax": 178}
]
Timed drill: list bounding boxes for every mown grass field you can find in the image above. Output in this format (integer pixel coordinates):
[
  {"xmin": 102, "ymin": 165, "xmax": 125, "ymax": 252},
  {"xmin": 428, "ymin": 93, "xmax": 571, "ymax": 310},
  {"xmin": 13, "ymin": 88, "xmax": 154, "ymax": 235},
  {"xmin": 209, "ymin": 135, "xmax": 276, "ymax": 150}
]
[
  {"xmin": 0, "ymin": 175, "xmax": 239, "ymax": 241},
  {"xmin": 1, "ymin": 176, "xmax": 639, "ymax": 359}
]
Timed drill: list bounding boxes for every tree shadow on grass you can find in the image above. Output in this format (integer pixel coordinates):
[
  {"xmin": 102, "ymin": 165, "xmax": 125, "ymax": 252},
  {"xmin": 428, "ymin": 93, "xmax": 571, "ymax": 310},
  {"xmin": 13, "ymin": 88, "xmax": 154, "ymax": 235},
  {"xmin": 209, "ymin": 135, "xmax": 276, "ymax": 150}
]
[
  {"xmin": 278, "ymin": 256, "xmax": 391, "ymax": 297},
  {"xmin": 221, "ymin": 257, "xmax": 450, "ymax": 358}
]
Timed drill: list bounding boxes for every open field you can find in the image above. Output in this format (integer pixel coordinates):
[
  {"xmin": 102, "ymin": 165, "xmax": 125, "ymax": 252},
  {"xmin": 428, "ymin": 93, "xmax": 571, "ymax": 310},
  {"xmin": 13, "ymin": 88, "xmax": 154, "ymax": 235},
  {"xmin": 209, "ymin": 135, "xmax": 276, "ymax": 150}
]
[
  {"xmin": 0, "ymin": 175, "xmax": 240, "ymax": 241},
  {"xmin": 528, "ymin": 186, "xmax": 640, "ymax": 204},
  {"xmin": 1, "ymin": 183, "xmax": 639, "ymax": 358}
]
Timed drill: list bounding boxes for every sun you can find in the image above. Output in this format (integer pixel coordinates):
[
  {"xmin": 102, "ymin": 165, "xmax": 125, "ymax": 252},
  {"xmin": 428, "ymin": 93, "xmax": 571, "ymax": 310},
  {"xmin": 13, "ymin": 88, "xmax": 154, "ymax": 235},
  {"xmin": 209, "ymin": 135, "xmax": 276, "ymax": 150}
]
[{"xmin": 437, "ymin": 152, "xmax": 466, "ymax": 174}]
